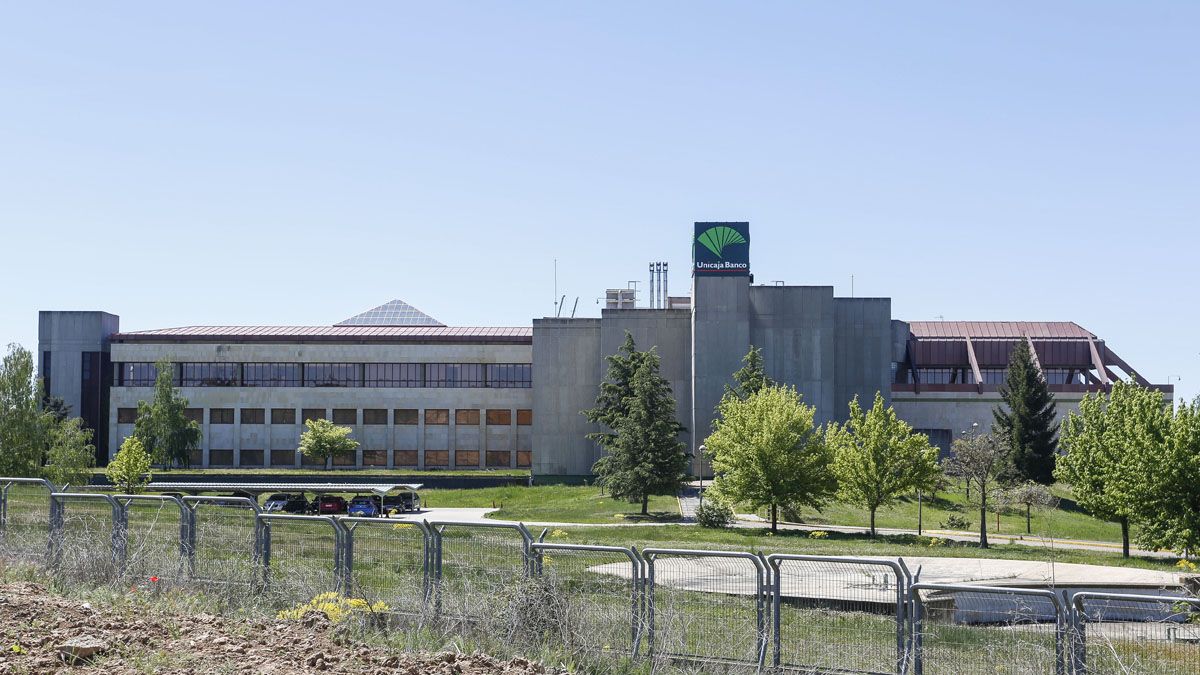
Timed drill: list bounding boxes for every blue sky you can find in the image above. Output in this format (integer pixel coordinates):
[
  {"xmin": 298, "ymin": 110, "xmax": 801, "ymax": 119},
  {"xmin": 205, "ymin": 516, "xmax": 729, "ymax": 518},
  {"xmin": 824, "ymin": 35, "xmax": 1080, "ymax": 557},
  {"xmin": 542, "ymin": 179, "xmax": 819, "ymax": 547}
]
[{"xmin": 1, "ymin": 2, "xmax": 1196, "ymax": 400}]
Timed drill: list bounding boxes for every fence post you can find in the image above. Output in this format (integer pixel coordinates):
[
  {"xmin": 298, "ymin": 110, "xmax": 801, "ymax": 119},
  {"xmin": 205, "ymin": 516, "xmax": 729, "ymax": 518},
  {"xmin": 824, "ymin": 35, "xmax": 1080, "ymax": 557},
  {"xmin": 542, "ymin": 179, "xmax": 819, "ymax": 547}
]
[
  {"xmin": 0, "ymin": 483, "xmax": 8, "ymax": 531},
  {"xmin": 48, "ymin": 494, "xmax": 64, "ymax": 568},
  {"xmin": 630, "ymin": 547, "xmax": 646, "ymax": 657},
  {"xmin": 770, "ymin": 557, "xmax": 782, "ymax": 669},
  {"xmin": 911, "ymin": 585, "xmax": 923, "ymax": 675},
  {"xmin": 1071, "ymin": 593, "xmax": 1087, "ymax": 675},
  {"xmin": 110, "ymin": 497, "xmax": 127, "ymax": 577},
  {"xmin": 338, "ymin": 520, "xmax": 354, "ymax": 595},
  {"xmin": 259, "ymin": 516, "xmax": 272, "ymax": 590},
  {"xmin": 645, "ymin": 552, "xmax": 656, "ymax": 658},
  {"xmin": 1055, "ymin": 590, "xmax": 1069, "ymax": 675}
]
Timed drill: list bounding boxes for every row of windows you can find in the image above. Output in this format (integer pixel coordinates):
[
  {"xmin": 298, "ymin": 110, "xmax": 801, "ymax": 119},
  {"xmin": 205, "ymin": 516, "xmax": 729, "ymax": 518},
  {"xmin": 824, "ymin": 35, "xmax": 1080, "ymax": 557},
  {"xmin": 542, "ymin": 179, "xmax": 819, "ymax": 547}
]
[
  {"xmin": 905, "ymin": 367, "xmax": 1090, "ymax": 386},
  {"xmin": 117, "ymin": 362, "xmax": 532, "ymax": 388},
  {"xmin": 118, "ymin": 407, "xmax": 533, "ymax": 426},
  {"xmin": 180, "ymin": 448, "xmax": 533, "ymax": 469}
]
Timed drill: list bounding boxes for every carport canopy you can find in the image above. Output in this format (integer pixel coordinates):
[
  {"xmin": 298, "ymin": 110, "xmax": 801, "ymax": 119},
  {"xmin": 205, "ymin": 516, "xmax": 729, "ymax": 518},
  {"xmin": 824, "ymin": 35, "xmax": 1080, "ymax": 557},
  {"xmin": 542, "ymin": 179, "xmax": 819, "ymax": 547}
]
[{"xmin": 142, "ymin": 482, "xmax": 422, "ymax": 498}]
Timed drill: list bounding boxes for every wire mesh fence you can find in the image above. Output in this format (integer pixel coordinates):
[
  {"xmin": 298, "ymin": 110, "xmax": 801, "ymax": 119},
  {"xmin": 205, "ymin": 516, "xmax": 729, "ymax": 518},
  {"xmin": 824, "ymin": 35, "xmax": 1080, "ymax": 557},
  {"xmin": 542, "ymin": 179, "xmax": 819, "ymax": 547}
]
[
  {"xmin": 1071, "ymin": 592, "xmax": 1200, "ymax": 675},
  {"xmin": 912, "ymin": 583, "xmax": 1066, "ymax": 674},
  {"xmin": 260, "ymin": 514, "xmax": 343, "ymax": 605},
  {"xmin": 119, "ymin": 496, "xmax": 187, "ymax": 582},
  {"xmin": 0, "ymin": 479, "xmax": 54, "ymax": 565},
  {"xmin": 645, "ymin": 549, "xmax": 768, "ymax": 670},
  {"xmin": 530, "ymin": 542, "xmax": 645, "ymax": 657},
  {"xmin": 343, "ymin": 517, "xmax": 429, "ymax": 620},
  {"xmin": 185, "ymin": 496, "xmax": 263, "ymax": 591},
  {"xmin": 768, "ymin": 554, "xmax": 909, "ymax": 673},
  {"xmin": 51, "ymin": 493, "xmax": 122, "ymax": 583},
  {"xmin": 430, "ymin": 522, "xmax": 534, "ymax": 631}
]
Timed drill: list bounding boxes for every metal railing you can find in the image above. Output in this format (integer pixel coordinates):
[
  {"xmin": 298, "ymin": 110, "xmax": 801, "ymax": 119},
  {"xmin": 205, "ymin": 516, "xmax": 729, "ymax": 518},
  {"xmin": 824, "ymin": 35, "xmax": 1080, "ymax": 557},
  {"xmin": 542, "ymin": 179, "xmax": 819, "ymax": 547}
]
[{"xmin": 2, "ymin": 478, "xmax": 1199, "ymax": 674}]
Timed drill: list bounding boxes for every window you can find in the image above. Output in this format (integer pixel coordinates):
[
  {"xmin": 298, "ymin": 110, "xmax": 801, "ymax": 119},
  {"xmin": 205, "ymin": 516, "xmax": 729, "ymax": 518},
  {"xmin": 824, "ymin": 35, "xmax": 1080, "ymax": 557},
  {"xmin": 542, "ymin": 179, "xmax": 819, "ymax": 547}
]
[
  {"xmin": 332, "ymin": 408, "xmax": 358, "ymax": 425},
  {"xmin": 184, "ymin": 408, "xmax": 203, "ymax": 423},
  {"xmin": 516, "ymin": 409, "xmax": 532, "ymax": 426},
  {"xmin": 180, "ymin": 363, "xmax": 239, "ymax": 387},
  {"xmin": 486, "ymin": 409, "xmax": 512, "ymax": 426},
  {"xmin": 456, "ymin": 409, "xmax": 480, "ymax": 425},
  {"xmin": 303, "ymin": 363, "xmax": 362, "ymax": 387},
  {"xmin": 394, "ymin": 409, "xmax": 419, "ymax": 425},
  {"xmin": 209, "ymin": 449, "xmax": 234, "ymax": 466},
  {"xmin": 117, "ymin": 407, "xmax": 138, "ymax": 424},
  {"xmin": 271, "ymin": 408, "xmax": 296, "ymax": 424},
  {"xmin": 364, "ymin": 363, "xmax": 423, "ymax": 387},
  {"xmin": 486, "ymin": 364, "xmax": 532, "ymax": 388},
  {"xmin": 363, "ymin": 409, "xmax": 388, "ymax": 425},
  {"xmin": 42, "ymin": 351, "xmax": 51, "ymax": 398},
  {"xmin": 241, "ymin": 408, "xmax": 265, "ymax": 424},
  {"xmin": 425, "ymin": 409, "xmax": 449, "ymax": 425},
  {"xmin": 302, "ymin": 408, "xmax": 326, "ymax": 422},
  {"xmin": 426, "ymin": 363, "xmax": 485, "ymax": 388},
  {"xmin": 210, "ymin": 408, "xmax": 234, "ymax": 424},
  {"xmin": 119, "ymin": 362, "xmax": 158, "ymax": 386},
  {"xmin": 243, "ymin": 363, "xmax": 301, "ymax": 387}
]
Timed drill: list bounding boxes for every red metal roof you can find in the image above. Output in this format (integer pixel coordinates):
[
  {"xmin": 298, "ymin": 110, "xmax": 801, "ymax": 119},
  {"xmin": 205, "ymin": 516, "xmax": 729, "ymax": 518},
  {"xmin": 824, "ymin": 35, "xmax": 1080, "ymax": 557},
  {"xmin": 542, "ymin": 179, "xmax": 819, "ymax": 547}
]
[
  {"xmin": 113, "ymin": 325, "xmax": 532, "ymax": 344},
  {"xmin": 908, "ymin": 321, "xmax": 1096, "ymax": 340}
]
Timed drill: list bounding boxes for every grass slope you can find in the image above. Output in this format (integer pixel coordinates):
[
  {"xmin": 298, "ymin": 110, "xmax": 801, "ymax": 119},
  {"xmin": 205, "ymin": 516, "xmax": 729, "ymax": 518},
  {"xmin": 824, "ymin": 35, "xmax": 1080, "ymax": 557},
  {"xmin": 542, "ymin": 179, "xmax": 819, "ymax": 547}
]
[{"xmin": 421, "ymin": 485, "xmax": 681, "ymax": 523}]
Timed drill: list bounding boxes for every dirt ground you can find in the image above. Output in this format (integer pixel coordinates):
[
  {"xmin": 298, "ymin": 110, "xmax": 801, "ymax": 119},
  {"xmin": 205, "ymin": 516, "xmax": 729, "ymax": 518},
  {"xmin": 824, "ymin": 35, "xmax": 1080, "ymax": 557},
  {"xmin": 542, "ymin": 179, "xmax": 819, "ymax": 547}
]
[{"xmin": 0, "ymin": 582, "xmax": 559, "ymax": 674}]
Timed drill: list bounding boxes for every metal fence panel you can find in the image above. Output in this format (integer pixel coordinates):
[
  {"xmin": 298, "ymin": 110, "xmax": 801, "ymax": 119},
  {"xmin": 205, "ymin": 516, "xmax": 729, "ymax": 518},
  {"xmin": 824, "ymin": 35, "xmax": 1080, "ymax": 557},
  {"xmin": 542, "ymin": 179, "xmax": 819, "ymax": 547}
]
[
  {"xmin": 1072, "ymin": 592, "xmax": 1200, "ymax": 675},
  {"xmin": 343, "ymin": 517, "xmax": 429, "ymax": 618},
  {"xmin": 644, "ymin": 548, "xmax": 767, "ymax": 669},
  {"xmin": 185, "ymin": 497, "xmax": 263, "ymax": 590},
  {"xmin": 118, "ymin": 496, "xmax": 187, "ymax": 582},
  {"xmin": 531, "ymin": 542, "xmax": 644, "ymax": 657},
  {"xmin": 260, "ymin": 514, "xmax": 343, "ymax": 604},
  {"xmin": 911, "ymin": 583, "xmax": 1066, "ymax": 675},
  {"xmin": 768, "ymin": 554, "xmax": 908, "ymax": 674},
  {"xmin": 429, "ymin": 521, "xmax": 533, "ymax": 629},
  {"xmin": 0, "ymin": 479, "xmax": 54, "ymax": 565},
  {"xmin": 51, "ymin": 493, "xmax": 122, "ymax": 583}
]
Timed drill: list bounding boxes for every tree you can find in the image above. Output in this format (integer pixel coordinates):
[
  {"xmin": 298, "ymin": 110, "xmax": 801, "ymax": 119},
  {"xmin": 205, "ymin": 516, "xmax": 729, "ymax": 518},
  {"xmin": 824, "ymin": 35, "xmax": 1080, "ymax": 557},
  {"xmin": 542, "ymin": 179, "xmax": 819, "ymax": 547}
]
[
  {"xmin": 106, "ymin": 436, "xmax": 152, "ymax": 494},
  {"xmin": 724, "ymin": 346, "xmax": 773, "ymax": 400},
  {"xmin": 946, "ymin": 430, "xmax": 1012, "ymax": 548},
  {"xmin": 1000, "ymin": 481, "xmax": 1058, "ymax": 534},
  {"xmin": 299, "ymin": 418, "xmax": 359, "ymax": 467},
  {"xmin": 592, "ymin": 350, "xmax": 690, "ymax": 515},
  {"xmin": 132, "ymin": 360, "xmax": 202, "ymax": 468},
  {"xmin": 706, "ymin": 385, "xmax": 836, "ymax": 532},
  {"xmin": 1056, "ymin": 381, "xmax": 1168, "ymax": 557},
  {"xmin": 41, "ymin": 394, "xmax": 71, "ymax": 422},
  {"xmin": 43, "ymin": 417, "xmax": 95, "ymax": 489},
  {"xmin": 828, "ymin": 392, "xmax": 941, "ymax": 537},
  {"xmin": 1123, "ymin": 395, "xmax": 1200, "ymax": 557},
  {"xmin": 0, "ymin": 344, "xmax": 45, "ymax": 478},
  {"xmin": 993, "ymin": 341, "xmax": 1059, "ymax": 484},
  {"xmin": 583, "ymin": 332, "xmax": 648, "ymax": 454}
]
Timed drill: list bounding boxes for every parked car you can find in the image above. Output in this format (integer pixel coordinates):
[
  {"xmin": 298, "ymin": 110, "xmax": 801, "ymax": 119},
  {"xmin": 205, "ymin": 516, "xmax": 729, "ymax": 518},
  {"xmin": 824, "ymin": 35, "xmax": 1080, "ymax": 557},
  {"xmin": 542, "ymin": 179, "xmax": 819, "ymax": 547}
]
[
  {"xmin": 316, "ymin": 495, "xmax": 347, "ymax": 515},
  {"xmin": 347, "ymin": 495, "xmax": 381, "ymax": 518},
  {"xmin": 263, "ymin": 493, "xmax": 298, "ymax": 512},
  {"xmin": 381, "ymin": 492, "xmax": 421, "ymax": 515}
]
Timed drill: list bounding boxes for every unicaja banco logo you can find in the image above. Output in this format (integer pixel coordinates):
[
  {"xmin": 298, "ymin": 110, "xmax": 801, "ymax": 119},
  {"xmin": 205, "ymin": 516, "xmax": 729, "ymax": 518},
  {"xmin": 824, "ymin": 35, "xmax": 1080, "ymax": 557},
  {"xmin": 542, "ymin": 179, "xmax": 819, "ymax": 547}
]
[
  {"xmin": 696, "ymin": 225, "xmax": 747, "ymax": 259},
  {"xmin": 693, "ymin": 222, "xmax": 750, "ymax": 276}
]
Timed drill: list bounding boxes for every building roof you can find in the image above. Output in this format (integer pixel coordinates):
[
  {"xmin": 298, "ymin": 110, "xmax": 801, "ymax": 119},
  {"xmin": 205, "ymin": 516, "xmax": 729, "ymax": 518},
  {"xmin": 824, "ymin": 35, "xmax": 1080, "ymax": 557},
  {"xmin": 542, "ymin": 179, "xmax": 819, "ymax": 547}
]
[
  {"xmin": 336, "ymin": 299, "xmax": 444, "ymax": 327},
  {"xmin": 908, "ymin": 321, "xmax": 1097, "ymax": 340},
  {"xmin": 144, "ymin": 482, "xmax": 422, "ymax": 497},
  {"xmin": 113, "ymin": 325, "xmax": 532, "ymax": 344}
]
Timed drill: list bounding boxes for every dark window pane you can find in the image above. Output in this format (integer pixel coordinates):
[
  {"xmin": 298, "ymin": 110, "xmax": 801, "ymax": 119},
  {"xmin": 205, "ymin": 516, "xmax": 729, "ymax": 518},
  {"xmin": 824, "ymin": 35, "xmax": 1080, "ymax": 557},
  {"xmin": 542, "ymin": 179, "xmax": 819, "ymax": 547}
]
[
  {"xmin": 516, "ymin": 409, "xmax": 532, "ymax": 426},
  {"xmin": 184, "ymin": 408, "xmax": 203, "ymax": 423},
  {"xmin": 304, "ymin": 363, "xmax": 362, "ymax": 388},
  {"xmin": 455, "ymin": 409, "xmax": 480, "ymax": 425},
  {"xmin": 244, "ymin": 363, "xmax": 301, "ymax": 387},
  {"xmin": 302, "ymin": 408, "xmax": 326, "ymax": 422},
  {"xmin": 241, "ymin": 408, "xmax": 265, "ymax": 424},
  {"xmin": 271, "ymin": 408, "xmax": 296, "ymax": 424},
  {"xmin": 425, "ymin": 409, "xmax": 448, "ymax": 425},
  {"xmin": 119, "ymin": 362, "xmax": 158, "ymax": 387},
  {"xmin": 364, "ymin": 363, "xmax": 422, "ymax": 387},
  {"xmin": 332, "ymin": 409, "xmax": 357, "ymax": 425},
  {"xmin": 180, "ymin": 363, "xmax": 239, "ymax": 387},
  {"xmin": 394, "ymin": 409, "xmax": 419, "ymax": 425},
  {"xmin": 363, "ymin": 409, "xmax": 388, "ymax": 425},
  {"xmin": 117, "ymin": 407, "xmax": 138, "ymax": 424},
  {"xmin": 486, "ymin": 409, "xmax": 512, "ymax": 426},
  {"xmin": 210, "ymin": 408, "xmax": 234, "ymax": 424}
]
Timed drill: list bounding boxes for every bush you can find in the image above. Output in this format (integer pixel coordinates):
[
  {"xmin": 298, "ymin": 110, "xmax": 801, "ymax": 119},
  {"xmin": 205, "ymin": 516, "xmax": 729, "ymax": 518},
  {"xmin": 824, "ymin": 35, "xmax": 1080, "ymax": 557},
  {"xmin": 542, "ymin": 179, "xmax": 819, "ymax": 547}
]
[
  {"xmin": 940, "ymin": 514, "xmax": 971, "ymax": 531},
  {"xmin": 695, "ymin": 499, "xmax": 735, "ymax": 528}
]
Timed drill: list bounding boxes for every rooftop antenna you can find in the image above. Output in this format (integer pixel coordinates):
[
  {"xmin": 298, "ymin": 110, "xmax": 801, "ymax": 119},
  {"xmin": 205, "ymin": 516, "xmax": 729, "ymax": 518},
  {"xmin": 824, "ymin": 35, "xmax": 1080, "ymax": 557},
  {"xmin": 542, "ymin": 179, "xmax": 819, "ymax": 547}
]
[
  {"xmin": 570, "ymin": 297, "xmax": 579, "ymax": 318},
  {"xmin": 553, "ymin": 258, "xmax": 558, "ymax": 315},
  {"xmin": 648, "ymin": 262, "xmax": 656, "ymax": 309},
  {"xmin": 851, "ymin": 274, "xmax": 855, "ymax": 298},
  {"xmin": 556, "ymin": 294, "xmax": 566, "ymax": 317}
]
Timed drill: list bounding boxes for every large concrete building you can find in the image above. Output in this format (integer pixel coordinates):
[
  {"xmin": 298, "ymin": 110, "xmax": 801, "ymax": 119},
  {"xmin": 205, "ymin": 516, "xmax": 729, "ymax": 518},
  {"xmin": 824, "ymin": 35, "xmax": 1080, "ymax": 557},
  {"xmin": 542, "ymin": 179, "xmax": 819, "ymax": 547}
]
[{"xmin": 39, "ymin": 223, "xmax": 1172, "ymax": 475}]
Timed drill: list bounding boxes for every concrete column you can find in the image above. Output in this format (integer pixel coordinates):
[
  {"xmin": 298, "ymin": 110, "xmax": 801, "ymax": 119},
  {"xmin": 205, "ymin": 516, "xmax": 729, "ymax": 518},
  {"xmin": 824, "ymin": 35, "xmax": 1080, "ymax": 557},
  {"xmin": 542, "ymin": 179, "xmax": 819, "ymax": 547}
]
[
  {"xmin": 417, "ymin": 408, "xmax": 425, "ymax": 469},
  {"xmin": 292, "ymin": 407, "xmax": 303, "ymax": 467},
  {"xmin": 264, "ymin": 412, "xmax": 273, "ymax": 468},
  {"xmin": 232, "ymin": 406, "xmax": 242, "ymax": 468},
  {"xmin": 478, "ymin": 408, "xmax": 486, "ymax": 468},
  {"xmin": 386, "ymin": 408, "xmax": 395, "ymax": 469},
  {"xmin": 510, "ymin": 407, "xmax": 517, "ymax": 469},
  {"xmin": 354, "ymin": 409, "xmax": 363, "ymax": 468},
  {"xmin": 202, "ymin": 409, "xmax": 211, "ymax": 468},
  {"xmin": 448, "ymin": 408, "xmax": 457, "ymax": 468}
]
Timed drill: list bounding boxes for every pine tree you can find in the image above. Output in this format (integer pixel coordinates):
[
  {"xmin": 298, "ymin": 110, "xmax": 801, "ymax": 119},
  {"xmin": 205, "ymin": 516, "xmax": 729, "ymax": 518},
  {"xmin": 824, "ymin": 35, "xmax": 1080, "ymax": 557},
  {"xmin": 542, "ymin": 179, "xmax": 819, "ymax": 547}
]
[
  {"xmin": 591, "ymin": 350, "xmax": 689, "ymax": 514},
  {"xmin": 993, "ymin": 341, "xmax": 1059, "ymax": 484},
  {"xmin": 582, "ymin": 332, "xmax": 648, "ymax": 453},
  {"xmin": 725, "ymin": 346, "xmax": 773, "ymax": 400}
]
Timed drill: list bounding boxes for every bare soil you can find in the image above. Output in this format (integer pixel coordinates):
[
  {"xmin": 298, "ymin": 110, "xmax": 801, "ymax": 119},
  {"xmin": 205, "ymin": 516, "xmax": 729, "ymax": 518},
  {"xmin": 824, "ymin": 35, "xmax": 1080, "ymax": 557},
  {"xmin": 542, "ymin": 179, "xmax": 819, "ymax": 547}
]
[{"xmin": 0, "ymin": 582, "xmax": 559, "ymax": 674}]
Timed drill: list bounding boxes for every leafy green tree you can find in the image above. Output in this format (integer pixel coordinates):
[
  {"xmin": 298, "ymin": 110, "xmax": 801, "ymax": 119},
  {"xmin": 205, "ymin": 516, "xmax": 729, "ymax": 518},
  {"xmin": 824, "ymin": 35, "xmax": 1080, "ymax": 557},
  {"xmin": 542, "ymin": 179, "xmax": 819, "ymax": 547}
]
[
  {"xmin": 132, "ymin": 360, "xmax": 202, "ymax": 468},
  {"xmin": 592, "ymin": 352, "xmax": 689, "ymax": 514},
  {"xmin": 106, "ymin": 436, "xmax": 152, "ymax": 494},
  {"xmin": 999, "ymin": 481, "xmax": 1058, "ymax": 534},
  {"xmin": 706, "ymin": 385, "xmax": 836, "ymax": 532},
  {"xmin": 41, "ymin": 394, "xmax": 71, "ymax": 422},
  {"xmin": 583, "ymin": 332, "xmax": 648, "ymax": 454},
  {"xmin": 993, "ymin": 341, "xmax": 1059, "ymax": 484},
  {"xmin": 1056, "ymin": 381, "xmax": 1168, "ymax": 557},
  {"xmin": 299, "ymin": 418, "xmax": 359, "ymax": 467},
  {"xmin": 0, "ymin": 344, "xmax": 46, "ymax": 477},
  {"xmin": 724, "ymin": 346, "xmax": 773, "ymax": 400},
  {"xmin": 946, "ymin": 430, "xmax": 1012, "ymax": 549},
  {"xmin": 828, "ymin": 392, "xmax": 941, "ymax": 537},
  {"xmin": 1123, "ymin": 396, "xmax": 1200, "ymax": 556},
  {"xmin": 43, "ymin": 417, "xmax": 95, "ymax": 488}
]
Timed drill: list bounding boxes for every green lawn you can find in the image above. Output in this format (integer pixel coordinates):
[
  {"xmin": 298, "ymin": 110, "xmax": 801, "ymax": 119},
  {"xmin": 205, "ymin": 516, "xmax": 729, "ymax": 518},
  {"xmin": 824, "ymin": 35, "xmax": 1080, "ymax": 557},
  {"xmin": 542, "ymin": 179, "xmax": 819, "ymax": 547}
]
[
  {"xmin": 92, "ymin": 467, "xmax": 531, "ymax": 478},
  {"xmin": 421, "ymin": 485, "xmax": 681, "ymax": 523}
]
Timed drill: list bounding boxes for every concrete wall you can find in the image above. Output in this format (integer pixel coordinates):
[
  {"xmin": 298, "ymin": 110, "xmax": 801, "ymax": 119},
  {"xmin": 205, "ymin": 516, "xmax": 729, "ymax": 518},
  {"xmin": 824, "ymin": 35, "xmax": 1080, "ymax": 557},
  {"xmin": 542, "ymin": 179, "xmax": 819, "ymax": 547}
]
[
  {"xmin": 748, "ymin": 286, "xmax": 836, "ymax": 423},
  {"xmin": 691, "ymin": 276, "xmax": 750, "ymax": 454},
  {"xmin": 892, "ymin": 390, "xmax": 1086, "ymax": 458},
  {"xmin": 37, "ymin": 311, "xmax": 119, "ymax": 416},
  {"xmin": 531, "ymin": 319, "xmax": 603, "ymax": 475},
  {"xmin": 600, "ymin": 309, "xmax": 692, "ymax": 448},
  {"xmin": 833, "ymin": 297, "xmax": 894, "ymax": 419}
]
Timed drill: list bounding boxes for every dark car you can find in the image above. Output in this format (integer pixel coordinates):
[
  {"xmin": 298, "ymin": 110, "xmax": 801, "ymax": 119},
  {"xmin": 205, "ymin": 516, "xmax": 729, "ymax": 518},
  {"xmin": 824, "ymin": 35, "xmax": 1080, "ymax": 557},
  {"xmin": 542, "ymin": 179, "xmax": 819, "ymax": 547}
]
[
  {"xmin": 347, "ymin": 495, "xmax": 381, "ymax": 518},
  {"xmin": 263, "ymin": 493, "xmax": 308, "ymax": 513},
  {"xmin": 316, "ymin": 495, "xmax": 347, "ymax": 515},
  {"xmin": 381, "ymin": 492, "xmax": 421, "ymax": 515}
]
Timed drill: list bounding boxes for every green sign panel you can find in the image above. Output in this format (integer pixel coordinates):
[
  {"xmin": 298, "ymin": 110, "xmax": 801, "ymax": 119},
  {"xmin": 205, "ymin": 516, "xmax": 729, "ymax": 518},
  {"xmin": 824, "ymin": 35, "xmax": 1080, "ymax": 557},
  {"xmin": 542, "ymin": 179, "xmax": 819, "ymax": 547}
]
[{"xmin": 693, "ymin": 222, "xmax": 750, "ymax": 276}]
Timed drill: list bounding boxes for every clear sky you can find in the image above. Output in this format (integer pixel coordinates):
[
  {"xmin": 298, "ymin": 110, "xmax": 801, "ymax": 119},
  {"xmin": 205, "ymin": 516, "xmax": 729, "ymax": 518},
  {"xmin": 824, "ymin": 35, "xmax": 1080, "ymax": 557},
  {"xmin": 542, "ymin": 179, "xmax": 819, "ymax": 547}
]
[{"xmin": 1, "ymin": 2, "xmax": 1196, "ymax": 400}]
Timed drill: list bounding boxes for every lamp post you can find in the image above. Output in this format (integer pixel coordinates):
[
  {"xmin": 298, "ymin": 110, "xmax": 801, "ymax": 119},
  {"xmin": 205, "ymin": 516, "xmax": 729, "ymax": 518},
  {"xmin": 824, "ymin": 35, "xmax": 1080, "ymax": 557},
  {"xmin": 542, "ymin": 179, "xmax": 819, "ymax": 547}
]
[{"xmin": 698, "ymin": 444, "xmax": 706, "ymax": 506}]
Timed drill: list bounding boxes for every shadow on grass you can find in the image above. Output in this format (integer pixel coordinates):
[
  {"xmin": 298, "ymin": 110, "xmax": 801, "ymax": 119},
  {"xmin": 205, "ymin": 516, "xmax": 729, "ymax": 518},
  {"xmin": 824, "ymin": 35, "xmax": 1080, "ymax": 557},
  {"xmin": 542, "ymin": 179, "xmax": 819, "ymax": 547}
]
[{"xmin": 613, "ymin": 512, "xmax": 682, "ymax": 523}]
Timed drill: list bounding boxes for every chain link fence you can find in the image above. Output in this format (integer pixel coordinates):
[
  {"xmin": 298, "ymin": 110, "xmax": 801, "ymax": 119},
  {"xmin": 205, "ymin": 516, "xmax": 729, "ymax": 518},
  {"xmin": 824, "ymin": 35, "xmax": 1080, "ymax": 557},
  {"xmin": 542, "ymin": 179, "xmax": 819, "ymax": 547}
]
[{"xmin": 2, "ymin": 480, "xmax": 1199, "ymax": 674}]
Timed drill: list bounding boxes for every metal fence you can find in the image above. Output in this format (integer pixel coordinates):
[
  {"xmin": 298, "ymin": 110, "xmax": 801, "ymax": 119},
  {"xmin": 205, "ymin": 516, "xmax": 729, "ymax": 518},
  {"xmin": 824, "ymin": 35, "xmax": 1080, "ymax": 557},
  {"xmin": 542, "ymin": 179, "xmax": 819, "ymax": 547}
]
[{"xmin": 3, "ymin": 479, "xmax": 1200, "ymax": 674}]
